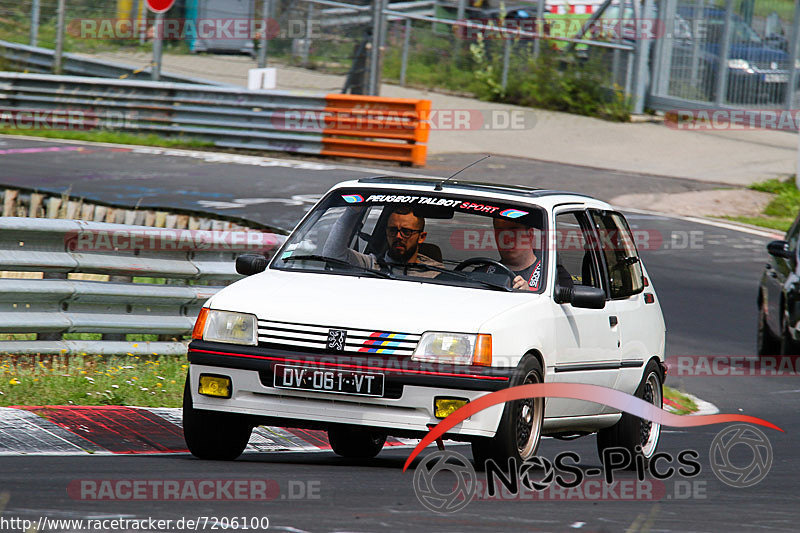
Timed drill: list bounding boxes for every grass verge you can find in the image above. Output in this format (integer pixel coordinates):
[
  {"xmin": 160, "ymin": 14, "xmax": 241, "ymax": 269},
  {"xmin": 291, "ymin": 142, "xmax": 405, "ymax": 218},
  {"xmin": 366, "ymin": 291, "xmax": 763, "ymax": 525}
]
[
  {"xmin": 0, "ymin": 354, "xmax": 187, "ymax": 407},
  {"xmin": 723, "ymin": 177, "xmax": 800, "ymax": 233},
  {"xmin": 0, "ymin": 128, "xmax": 213, "ymax": 149},
  {"xmin": 663, "ymin": 386, "xmax": 698, "ymax": 415}
]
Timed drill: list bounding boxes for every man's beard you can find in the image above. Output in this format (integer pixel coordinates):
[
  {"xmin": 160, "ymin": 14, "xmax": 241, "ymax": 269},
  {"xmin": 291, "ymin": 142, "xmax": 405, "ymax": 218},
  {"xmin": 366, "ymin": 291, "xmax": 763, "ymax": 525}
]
[{"xmin": 387, "ymin": 241, "xmax": 418, "ymax": 263}]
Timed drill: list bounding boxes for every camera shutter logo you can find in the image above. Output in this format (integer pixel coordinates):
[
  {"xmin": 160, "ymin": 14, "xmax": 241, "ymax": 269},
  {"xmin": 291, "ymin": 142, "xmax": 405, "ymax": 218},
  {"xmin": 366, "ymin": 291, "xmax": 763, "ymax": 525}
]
[
  {"xmin": 519, "ymin": 456, "xmax": 555, "ymax": 491},
  {"xmin": 710, "ymin": 424, "xmax": 773, "ymax": 488},
  {"xmin": 326, "ymin": 329, "xmax": 347, "ymax": 352},
  {"xmin": 412, "ymin": 450, "xmax": 477, "ymax": 513}
]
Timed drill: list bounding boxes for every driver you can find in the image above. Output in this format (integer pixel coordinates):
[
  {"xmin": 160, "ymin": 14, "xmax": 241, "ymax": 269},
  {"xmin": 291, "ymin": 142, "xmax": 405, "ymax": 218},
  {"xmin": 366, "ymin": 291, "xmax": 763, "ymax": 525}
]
[{"xmin": 322, "ymin": 205, "xmax": 443, "ymax": 278}]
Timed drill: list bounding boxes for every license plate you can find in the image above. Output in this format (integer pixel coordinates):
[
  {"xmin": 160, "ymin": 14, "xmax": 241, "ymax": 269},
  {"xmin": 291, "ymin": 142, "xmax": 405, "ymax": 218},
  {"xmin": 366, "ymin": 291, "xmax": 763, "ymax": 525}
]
[
  {"xmin": 764, "ymin": 74, "xmax": 788, "ymax": 83},
  {"xmin": 273, "ymin": 364, "xmax": 384, "ymax": 397}
]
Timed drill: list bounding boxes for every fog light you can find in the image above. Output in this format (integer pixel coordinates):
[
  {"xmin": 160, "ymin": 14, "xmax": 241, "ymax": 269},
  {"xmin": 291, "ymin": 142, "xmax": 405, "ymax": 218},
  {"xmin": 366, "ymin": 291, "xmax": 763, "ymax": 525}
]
[
  {"xmin": 198, "ymin": 374, "xmax": 231, "ymax": 398},
  {"xmin": 434, "ymin": 397, "xmax": 468, "ymax": 419}
]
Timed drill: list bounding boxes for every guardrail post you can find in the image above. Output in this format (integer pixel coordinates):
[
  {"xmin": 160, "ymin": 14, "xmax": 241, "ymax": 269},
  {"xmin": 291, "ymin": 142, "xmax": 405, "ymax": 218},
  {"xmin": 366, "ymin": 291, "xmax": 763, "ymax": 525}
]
[
  {"xmin": 304, "ymin": 2, "xmax": 314, "ymax": 68},
  {"xmin": 37, "ymin": 272, "xmax": 68, "ymax": 341},
  {"xmin": 631, "ymin": 0, "xmax": 653, "ymax": 114},
  {"xmin": 652, "ymin": 0, "xmax": 675, "ymax": 97},
  {"xmin": 502, "ymin": 38, "xmax": 511, "ymax": 91},
  {"xmin": 368, "ymin": 0, "xmax": 387, "ymax": 95},
  {"xmin": 714, "ymin": 0, "xmax": 734, "ymax": 106},
  {"xmin": 102, "ymin": 274, "xmax": 135, "ymax": 342},
  {"xmin": 137, "ymin": 0, "xmax": 147, "ymax": 46},
  {"xmin": 400, "ymin": 18, "xmax": 411, "ymax": 86},
  {"xmin": 29, "ymin": 0, "xmax": 40, "ymax": 47},
  {"xmin": 53, "ymin": 0, "xmax": 66, "ymax": 74},
  {"xmin": 534, "ymin": 0, "xmax": 545, "ymax": 58},
  {"xmin": 689, "ymin": 0, "xmax": 706, "ymax": 88},
  {"xmin": 258, "ymin": 0, "xmax": 271, "ymax": 68},
  {"xmin": 152, "ymin": 11, "xmax": 164, "ymax": 81},
  {"xmin": 784, "ymin": 0, "xmax": 800, "ymax": 111}
]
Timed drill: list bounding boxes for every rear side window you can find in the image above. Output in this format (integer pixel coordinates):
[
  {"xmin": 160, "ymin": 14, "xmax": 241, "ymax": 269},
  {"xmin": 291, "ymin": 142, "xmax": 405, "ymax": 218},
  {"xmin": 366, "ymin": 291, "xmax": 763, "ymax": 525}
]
[{"xmin": 591, "ymin": 211, "xmax": 644, "ymax": 299}]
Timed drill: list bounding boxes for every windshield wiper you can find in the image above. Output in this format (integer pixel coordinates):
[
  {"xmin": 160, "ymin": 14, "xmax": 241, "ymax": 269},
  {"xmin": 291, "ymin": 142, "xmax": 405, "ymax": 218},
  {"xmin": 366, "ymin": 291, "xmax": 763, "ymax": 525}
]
[
  {"xmin": 387, "ymin": 262, "xmax": 512, "ymax": 292},
  {"xmin": 281, "ymin": 254, "xmax": 396, "ymax": 280}
]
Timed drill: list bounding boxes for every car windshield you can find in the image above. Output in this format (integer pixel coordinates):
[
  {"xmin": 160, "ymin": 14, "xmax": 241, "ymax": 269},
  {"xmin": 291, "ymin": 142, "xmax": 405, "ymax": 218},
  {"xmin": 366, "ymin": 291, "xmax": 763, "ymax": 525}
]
[{"xmin": 271, "ymin": 188, "xmax": 549, "ymax": 293}]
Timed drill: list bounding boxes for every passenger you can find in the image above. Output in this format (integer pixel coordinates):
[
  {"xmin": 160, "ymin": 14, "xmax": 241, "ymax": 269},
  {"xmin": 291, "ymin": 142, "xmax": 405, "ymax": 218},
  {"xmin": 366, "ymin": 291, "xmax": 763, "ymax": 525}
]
[
  {"xmin": 322, "ymin": 205, "xmax": 443, "ymax": 278},
  {"xmin": 490, "ymin": 218, "xmax": 544, "ymax": 290}
]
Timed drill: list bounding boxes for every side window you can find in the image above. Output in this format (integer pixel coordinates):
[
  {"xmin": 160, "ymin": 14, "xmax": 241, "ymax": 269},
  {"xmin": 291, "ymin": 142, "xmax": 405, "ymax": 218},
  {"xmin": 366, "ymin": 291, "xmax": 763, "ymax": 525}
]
[
  {"xmin": 785, "ymin": 218, "xmax": 800, "ymax": 255},
  {"xmin": 555, "ymin": 211, "xmax": 602, "ymax": 289},
  {"xmin": 591, "ymin": 210, "xmax": 644, "ymax": 299}
]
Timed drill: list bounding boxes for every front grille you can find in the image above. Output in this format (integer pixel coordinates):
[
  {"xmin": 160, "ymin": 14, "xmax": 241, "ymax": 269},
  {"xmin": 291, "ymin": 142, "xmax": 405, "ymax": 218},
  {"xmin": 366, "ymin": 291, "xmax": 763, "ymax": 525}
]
[{"xmin": 257, "ymin": 319, "xmax": 421, "ymax": 355}]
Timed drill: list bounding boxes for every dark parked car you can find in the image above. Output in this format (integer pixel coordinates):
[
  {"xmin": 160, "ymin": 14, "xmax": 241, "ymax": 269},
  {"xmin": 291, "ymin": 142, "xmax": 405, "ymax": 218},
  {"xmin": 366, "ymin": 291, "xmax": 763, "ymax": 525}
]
[
  {"xmin": 757, "ymin": 216, "xmax": 800, "ymax": 355},
  {"xmin": 673, "ymin": 6, "xmax": 798, "ymax": 103}
]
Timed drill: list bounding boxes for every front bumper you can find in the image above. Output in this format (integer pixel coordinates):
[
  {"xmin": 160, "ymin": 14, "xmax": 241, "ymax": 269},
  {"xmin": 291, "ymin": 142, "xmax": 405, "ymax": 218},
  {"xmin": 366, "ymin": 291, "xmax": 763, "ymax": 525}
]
[{"xmin": 187, "ymin": 340, "xmax": 513, "ymax": 439}]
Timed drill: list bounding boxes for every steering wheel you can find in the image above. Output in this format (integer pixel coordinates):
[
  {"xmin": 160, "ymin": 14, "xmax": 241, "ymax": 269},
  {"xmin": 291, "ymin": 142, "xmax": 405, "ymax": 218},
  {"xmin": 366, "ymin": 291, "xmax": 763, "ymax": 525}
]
[{"xmin": 454, "ymin": 257, "xmax": 517, "ymax": 286}]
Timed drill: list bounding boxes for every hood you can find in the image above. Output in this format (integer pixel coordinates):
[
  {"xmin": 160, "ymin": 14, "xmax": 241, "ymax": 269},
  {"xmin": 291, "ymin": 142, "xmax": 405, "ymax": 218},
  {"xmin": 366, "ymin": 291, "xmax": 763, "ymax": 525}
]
[
  {"xmin": 206, "ymin": 269, "xmax": 541, "ymax": 334},
  {"xmin": 705, "ymin": 43, "xmax": 788, "ymax": 64}
]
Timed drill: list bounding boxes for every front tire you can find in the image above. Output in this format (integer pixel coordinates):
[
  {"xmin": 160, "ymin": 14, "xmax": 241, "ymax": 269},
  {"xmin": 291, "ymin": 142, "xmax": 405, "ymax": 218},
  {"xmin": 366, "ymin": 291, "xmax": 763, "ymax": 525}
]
[
  {"xmin": 780, "ymin": 308, "xmax": 799, "ymax": 355},
  {"xmin": 597, "ymin": 360, "xmax": 663, "ymax": 468},
  {"xmin": 328, "ymin": 427, "xmax": 386, "ymax": 458},
  {"xmin": 757, "ymin": 303, "xmax": 780, "ymax": 356},
  {"xmin": 471, "ymin": 355, "xmax": 544, "ymax": 468},
  {"xmin": 182, "ymin": 377, "xmax": 253, "ymax": 460}
]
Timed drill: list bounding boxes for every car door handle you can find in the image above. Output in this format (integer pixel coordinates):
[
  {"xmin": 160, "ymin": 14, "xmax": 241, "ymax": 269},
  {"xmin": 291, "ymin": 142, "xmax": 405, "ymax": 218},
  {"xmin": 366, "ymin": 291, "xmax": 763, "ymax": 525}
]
[{"xmin": 609, "ymin": 316, "xmax": 618, "ymax": 327}]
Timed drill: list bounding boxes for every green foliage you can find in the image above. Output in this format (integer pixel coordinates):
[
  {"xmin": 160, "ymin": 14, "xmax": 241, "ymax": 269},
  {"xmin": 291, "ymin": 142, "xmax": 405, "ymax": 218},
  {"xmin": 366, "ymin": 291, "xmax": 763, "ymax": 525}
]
[
  {"xmin": 750, "ymin": 177, "xmax": 800, "ymax": 218},
  {"xmin": 469, "ymin": 36, "xmax": 631, "ymax": 121},
  {"xmin": 721, "ymin": 177, "xmax": 800, "ymax": 232},
  {"xmin": 724, "ymin": 215, "xmax": 795, "ymax": 232},
  {"xmin": 0, "ymin": 354, "xmax": 187, "ymax": 407},
  {"xmin": 0, "ymin": 127, "xmax": 212, "ymax": 148}
]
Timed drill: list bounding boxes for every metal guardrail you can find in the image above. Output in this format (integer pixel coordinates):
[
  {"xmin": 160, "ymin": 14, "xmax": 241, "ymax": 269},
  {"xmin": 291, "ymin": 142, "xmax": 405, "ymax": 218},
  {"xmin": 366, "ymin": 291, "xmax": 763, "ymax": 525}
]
[
  {"xmin": 0, "ymin": 40, "xmax": 229, "ymax": 86},
  {"xmin": 0, "ymin": 217, "xmax": 285, "ymax": 356},
  {"xmin": 0, "ymin": 73, "xmax": 431, "ymax": 165},
  {"xmin": 318, "ymin": 0, "xmax": 435, "ymax": 27}
]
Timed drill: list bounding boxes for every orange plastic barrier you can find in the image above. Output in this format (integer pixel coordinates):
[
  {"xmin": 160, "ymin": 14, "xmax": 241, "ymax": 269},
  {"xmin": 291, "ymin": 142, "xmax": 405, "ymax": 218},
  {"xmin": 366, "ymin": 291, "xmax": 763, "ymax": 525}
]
[{"xmin": 321, "ymin": 94, "xmax": 431, "ymax": 166}]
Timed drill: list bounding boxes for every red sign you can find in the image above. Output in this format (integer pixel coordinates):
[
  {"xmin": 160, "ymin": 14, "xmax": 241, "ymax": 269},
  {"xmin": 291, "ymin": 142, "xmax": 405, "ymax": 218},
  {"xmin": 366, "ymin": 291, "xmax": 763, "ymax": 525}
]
[{"xmin": 145, "ymin": 0, "xmax": 175, "ymax": 13}]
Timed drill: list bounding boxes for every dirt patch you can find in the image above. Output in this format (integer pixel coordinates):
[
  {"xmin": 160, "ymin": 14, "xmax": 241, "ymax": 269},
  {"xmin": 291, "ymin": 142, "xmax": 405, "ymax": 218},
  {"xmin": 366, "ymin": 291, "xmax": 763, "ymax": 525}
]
[{"xmin": 610, "ymin": 188, "xmax": 774, "ymax": 218}]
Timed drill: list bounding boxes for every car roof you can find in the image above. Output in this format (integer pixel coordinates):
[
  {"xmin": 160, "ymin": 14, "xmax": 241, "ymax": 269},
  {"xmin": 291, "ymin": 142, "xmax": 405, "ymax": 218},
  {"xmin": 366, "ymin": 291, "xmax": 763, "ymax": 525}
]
[{"xmin": 331, "ymin": 176, "xmax": 611, "ymax": 210}]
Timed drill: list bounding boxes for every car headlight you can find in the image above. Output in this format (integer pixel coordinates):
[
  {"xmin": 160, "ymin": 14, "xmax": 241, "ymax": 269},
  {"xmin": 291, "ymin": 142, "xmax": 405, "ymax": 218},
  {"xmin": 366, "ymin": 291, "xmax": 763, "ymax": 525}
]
[
  {"xmin": 795, "ymin": 59, "xmax": 800, "ymax": 69},
  {"xmin": 412, "ymin": 332, "xmax": 492, "ymax": 366},
  {"xmin": 201, "ymin": 310, "xmax": 258, "ymax": 346},
  {"xmin": 727, "ymin": 59, "xmax": 751, "ymax": 70}
]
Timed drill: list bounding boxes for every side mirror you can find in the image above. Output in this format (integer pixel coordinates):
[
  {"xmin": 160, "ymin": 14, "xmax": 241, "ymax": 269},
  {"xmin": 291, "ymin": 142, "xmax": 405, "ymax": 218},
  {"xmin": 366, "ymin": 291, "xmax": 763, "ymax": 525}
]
[
  {"xmin": 236, "ymin": 254, "xmax": 268, "ymax": 276},
  {"xmin": 556, "ymin": 285, "xmax": 606, "ymax": 309},
  {"xmin": 767, "ymin": 240, "xmax": 792, "ymax": 259}
]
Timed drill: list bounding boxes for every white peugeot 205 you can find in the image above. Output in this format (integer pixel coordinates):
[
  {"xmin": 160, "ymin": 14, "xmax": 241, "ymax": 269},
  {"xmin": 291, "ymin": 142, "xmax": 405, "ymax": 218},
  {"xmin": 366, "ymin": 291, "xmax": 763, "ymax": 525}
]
[{"xmin": 184, "ymin": 176, "xmax": 666, "ymax": 466}]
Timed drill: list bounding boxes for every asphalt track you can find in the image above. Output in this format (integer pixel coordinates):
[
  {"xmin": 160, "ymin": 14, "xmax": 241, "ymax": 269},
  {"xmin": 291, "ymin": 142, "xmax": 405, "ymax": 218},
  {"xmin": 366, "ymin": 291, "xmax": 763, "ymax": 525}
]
[{"xmin": 0, "ymin": 135, "xmax": 798, "ymax": 532}]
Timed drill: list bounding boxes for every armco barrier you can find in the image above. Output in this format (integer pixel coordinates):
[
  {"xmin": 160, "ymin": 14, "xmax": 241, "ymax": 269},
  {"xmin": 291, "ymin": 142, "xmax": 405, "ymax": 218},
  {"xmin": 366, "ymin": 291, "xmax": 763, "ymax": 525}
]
[
  {"xmin": 0, "ymin": 217, "xmax": 285, "ymax": 356},
  {"xmin": 0, "ymin": 73, "xmax": 431, "ymax": 166},
  {"xmin": 0, "ymin": 39, "xmax": 229, "ymax": 86}
]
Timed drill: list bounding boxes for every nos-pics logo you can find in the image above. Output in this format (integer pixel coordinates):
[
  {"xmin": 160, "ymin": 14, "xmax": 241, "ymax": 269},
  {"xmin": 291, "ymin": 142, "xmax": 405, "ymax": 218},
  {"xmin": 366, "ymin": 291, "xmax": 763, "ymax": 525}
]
[{"xmin": 412, "ymin": 424, "xmax": 773, "ymax": 514}]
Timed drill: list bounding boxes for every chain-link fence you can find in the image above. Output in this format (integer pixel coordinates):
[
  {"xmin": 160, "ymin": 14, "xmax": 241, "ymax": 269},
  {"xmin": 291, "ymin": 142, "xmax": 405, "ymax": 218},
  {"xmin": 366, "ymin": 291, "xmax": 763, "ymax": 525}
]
[{"xmin": 651, "ymin": 0, "xmax": 800, "ymax": 110}]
